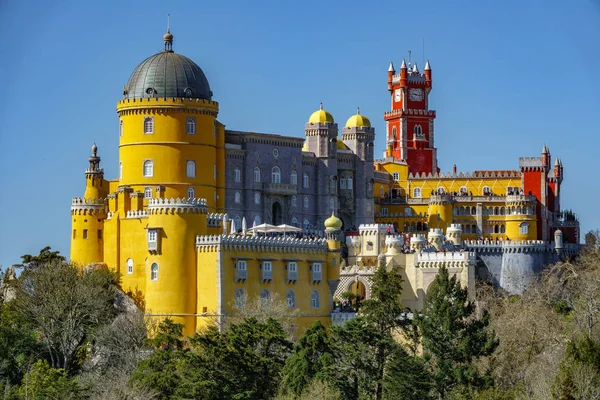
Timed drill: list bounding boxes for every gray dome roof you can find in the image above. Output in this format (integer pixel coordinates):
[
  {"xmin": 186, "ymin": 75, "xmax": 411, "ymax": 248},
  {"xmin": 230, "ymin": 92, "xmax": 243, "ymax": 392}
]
[{"xmin": 125, "ymin": 48, "xmax": 212, "ymax": 100}]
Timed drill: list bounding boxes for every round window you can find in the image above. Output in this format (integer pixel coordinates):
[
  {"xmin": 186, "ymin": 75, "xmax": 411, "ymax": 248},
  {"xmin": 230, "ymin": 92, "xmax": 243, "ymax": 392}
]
[{"xmin": 273, "ymin": 149, "xmax": 279, "ymax": 158}]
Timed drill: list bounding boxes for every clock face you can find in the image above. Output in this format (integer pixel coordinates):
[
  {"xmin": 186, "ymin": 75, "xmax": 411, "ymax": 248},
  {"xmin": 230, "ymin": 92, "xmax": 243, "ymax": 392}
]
[
  {"xmin": 409, "ymin": 88, "xmax": 424, "ymax": 101},
  {"xmin": 394, "ymin": 89, "xmax": 401, "ymax": 102}
]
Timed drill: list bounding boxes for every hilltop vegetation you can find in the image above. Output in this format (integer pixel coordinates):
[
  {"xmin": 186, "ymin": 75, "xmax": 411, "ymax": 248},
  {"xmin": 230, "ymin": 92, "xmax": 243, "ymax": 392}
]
[{"xmin": 0, "ymin": 236, "xmax": 599, "ymax": 399}]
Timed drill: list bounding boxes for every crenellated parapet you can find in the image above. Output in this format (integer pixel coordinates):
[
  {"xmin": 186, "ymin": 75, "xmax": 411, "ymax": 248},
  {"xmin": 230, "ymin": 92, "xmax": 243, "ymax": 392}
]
[
  {"xmin": 415, "ymin": 251, "xmax": 476, "ymax": 268},
  {"xmin": 71, "ymin": 198, "xmax": 107, "ymax": 216},
  {"xmin": 195, "ymin": 234, "xmax": 328, "ymax": 254},
  {"xmin": 125, "ymin": 210, "xmax": 149, "ymax": 219},
  {"xmin": 429, "ymin": 194, "xmax": 453, "ymax": 205},
  {"xmin": 116, "ymin": 97, "xmax": 219, "ymax": 117},
  {"xmin": 464, "ymin": 239, "xmax": 551, "ymax": 253},
  {"xmin": 207, "ymin": 213, "xmax": 226, "ymax": 228},
  {"xmin": 147, "ymin": 198, "xmax": 208, "ymax": 215}
]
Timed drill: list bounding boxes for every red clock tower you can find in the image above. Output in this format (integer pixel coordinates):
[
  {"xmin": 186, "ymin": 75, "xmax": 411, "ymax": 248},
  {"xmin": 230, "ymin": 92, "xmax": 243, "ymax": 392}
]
[{"xmin": 385, "ymin": 59, "xmax": 438, "ymax": 175}]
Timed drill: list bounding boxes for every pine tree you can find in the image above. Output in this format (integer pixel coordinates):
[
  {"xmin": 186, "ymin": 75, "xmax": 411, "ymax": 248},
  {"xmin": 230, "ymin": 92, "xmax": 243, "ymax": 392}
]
[
  {"xmin": 415, "ymin": 266, "xmax": 497, "ymax": 399},
  {"xmin": 383, "ymin": 346, "xmax": 433, "ymax": 400},
  {"xmin": 281, "ymin": 321, "xmax": 335, "ymax": 396}
]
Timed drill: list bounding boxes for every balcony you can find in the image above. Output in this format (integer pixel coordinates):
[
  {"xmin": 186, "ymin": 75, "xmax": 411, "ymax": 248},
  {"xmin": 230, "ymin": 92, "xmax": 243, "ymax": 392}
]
[
  {"xmin": 262, "ymin": 183, "xmax": 297, "ymax": 196},
  {"xmin": 287, "ymin": 269, "xmax": 298, "ymax": 282},
  {"xmin": 235, "ymin": 268, "xmax": 247, "ymax": 282}
]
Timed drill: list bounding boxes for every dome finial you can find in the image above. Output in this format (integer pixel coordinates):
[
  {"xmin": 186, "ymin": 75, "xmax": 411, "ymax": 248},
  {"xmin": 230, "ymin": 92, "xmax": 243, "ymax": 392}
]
[
  {"xmin": 357, "ymin": 107, "xmax": 360, "ymax": 115},
  {"xmin": 164, "ymin": 14, "xmax": 174, "ymax": 52},
  {"xmin": 319, "ymin": 101, "xmax": 323, "ymax": 110},
  {"xmin": 91, "ymin": 143, "xmax": 98, "ymax": 157}
]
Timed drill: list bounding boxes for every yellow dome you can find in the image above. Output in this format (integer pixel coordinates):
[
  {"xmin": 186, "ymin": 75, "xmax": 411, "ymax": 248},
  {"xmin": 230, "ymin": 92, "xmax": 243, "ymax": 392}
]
[
  {"xmin": 324, "ymin": 213, "xmax": 343, "ymax": 230},
  {"xmin": 345, "ymin": 110, "xmax": 371, "ymax": 128},
  {"xmin": 336, "ymin": 139, "xmax": 349, "ymax": 150},
  {"xmin": 309, "ymin": 103, "xmax": 334, "ymax": 124}
]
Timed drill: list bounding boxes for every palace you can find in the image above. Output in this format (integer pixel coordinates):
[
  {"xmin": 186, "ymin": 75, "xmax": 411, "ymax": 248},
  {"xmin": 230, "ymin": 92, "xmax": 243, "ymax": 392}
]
[{"xmin": 69, "ymin": 30, "xmax": 579, "ymax": 335}]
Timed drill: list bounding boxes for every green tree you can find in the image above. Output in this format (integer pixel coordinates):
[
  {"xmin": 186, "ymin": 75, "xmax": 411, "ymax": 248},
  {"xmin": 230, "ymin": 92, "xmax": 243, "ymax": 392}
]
[
  {"xmin": 18, "ymin": 359, "xmax": 81, "ymax": 400},
  {"xmin": 130, "ymin": 318, "xmax": 185, "ymax": 400},
  {"xmin": 383, "ymin": 346, "xmax": 433, "ymax": 400},
  {"xmin": 415, "ymin": 266, "xmax": 497, "ymax": 399},
  {"xmin": 281, "ymin": 321, "xmax": 335, "ymax": 396},
  {"xmin": 15, "ymin": 246, "xmax": 66, "ymax": 269}
]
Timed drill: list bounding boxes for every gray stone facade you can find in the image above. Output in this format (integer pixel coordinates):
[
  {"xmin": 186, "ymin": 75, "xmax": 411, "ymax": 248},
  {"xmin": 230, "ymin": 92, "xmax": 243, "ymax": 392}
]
[{"xmin": 224, "ymin": 122, "xmax": 375, "ymax": 232}]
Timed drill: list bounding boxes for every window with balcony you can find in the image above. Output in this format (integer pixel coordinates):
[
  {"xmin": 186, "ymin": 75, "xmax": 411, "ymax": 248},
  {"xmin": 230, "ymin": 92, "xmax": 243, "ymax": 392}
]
[
  {"xmin": 147, "ymin": 229, "xmax": 158, "ymax": 251},
  {"xmin": 143, "ymin": 117, "xmax": 154, "ymax": 134},
  {"xmin": 254, "ymin": 167, "xmax": 261, "ymax": 183},
  {"xmin": 144, "ymin": 187, "xmax": 152, "ymax": 198},
  {"xmin": 379, "ymin": 186, "xmax": 384, "ymax": 197},
  {"xmin": 186, "ymin": 117, "xmax": 196, "ymax": 134},
  {"xmin": 187, "ymin": 187, "xmax": 195, "ymax": 198},
  {"xmin": 272, "ymin": 166, "xmax": 281, "ymax": 184},
  {"xmin": 291, "ymin": 170, "xmax": 297, "ymax": 185},
  {"xmin": 413, "ymin": 187, "xmax": 421, "ymax": 198},
  {"xmin": 310, "ymin": 290, "xmax": 320, "ymax": 309},
  {"xmin": 287, "ymin": 262, "xmax": 298, "ymax": 282},
  {"xmin": 235, "ymin": 288, "xmax": 246, "ymax": 308},
  {"xmin": 436, "ymin": 187, "xmax": 445, "ymax": 195},
  {"xmin": 414, "ymin": 125, "xmax": 423, "ymax": 135},
  {"xmin": 234, "ymin": 167, "xmax": 241, "ymax": 182},
  {"xmin": 235, "ymin": 260, "xmax": 247, "ymax": 281},
  {"xmin": 261, "ymin": 261, "xmax": 273, "ymax": 281},
  {"xmin": 143, "ymin": 160, "xmax": 154, "ymax": 177},
  {"xmin": 303, "ymin": 173, "xmax": 309, "ymax": 188},
  {"xmin": 127, "ymin": 258, "xmax": 134, "ymax": 275},
  {"xmin": 286, "ymin": 290, "xmax": 296, "ymax": 308},
  {"xmin": 150, "ymin": 263, "xmax": 159, "ymax": 281},
  {"xmin": 311, "ymin": 263, "xmax": 322, "ymax": 282}
]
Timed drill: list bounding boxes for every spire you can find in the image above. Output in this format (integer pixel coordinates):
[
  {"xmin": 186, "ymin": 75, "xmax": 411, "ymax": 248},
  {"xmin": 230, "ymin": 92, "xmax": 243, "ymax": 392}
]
[
  {"xmin": 424, "ymin": 59, "xmax": 431, "ymax": 70},
  {"xmin": 400, "ymin": 59, "xmax": 407, "ymax": 69},
  {"xmin": 412, "ymin": 62, "xmax": 419, "ymax": 73},
  {"xmin": 558, "ymin": 158, "xmax": 563, "ymax": 167},
  {"xmin": 554, "ymin": 157, "xmax": 560, "ymax": 166},
  {"xmin": 163, "ymin": 14, "xmax": 174, "ymax": 52},
  {"xmin": 388, "ymin": 61, "xmax": 395, "ymax": 72},
  {"xmin": 542, "ymin": 144, "xmax": 549, "ymax": 154}
]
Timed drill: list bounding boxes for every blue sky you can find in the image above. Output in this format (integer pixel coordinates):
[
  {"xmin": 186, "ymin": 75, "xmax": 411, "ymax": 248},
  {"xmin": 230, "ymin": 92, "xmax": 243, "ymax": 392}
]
[{"xmin": 0, "ymin": 0, "xmax": 599, "ymax": 267}]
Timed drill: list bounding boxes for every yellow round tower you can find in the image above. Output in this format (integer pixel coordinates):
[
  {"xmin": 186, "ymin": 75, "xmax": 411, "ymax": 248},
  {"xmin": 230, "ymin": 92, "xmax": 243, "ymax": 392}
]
[
  {"xmin": 427, "ymin": 194, "xmax": 453, "ymax": 232},
  {"xmin": 70, "ymin": 144, "xmax": 108, "ymax": 266},
  {"xmin": 116, "ymin": 30, "xmax": 225, "ymax": 213},
  {"xmin": 504, "ymin": 196, "xmax": 537, "ymax": 241}
]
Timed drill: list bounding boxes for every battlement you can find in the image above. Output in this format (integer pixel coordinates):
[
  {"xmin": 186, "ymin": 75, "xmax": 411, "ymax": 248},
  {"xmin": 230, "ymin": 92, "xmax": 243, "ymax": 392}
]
[
  {"xmin": 464, "ymin": 239, "xmax": 551, "ymax": 253},
  {"xmin": 71, "ymin": 198, "xmax": 107, "ymax": 215},
  {"xmin": 195, "ymin": 234, "xmax": 328, "ymax": 253},
  {"xmin": 125, "ymin": 210, "xmax": 149, "ymax": 219},
  {"xmin": 384, "ymin": 109, "xmax": 436, "ymax": 119},
  {"xmin": 505, "ymin": 195, "xmax": 537, "ymax": 204},
  {"xmin": 519, "ymin": 157, "xmax": 544, "ymax": 170},
  {"xmin": 415, "ymin": 251, "xmax": 476, "ymax": 267},
  {"xmin": 147, "ymin": 198, "xmax": 208, "ymax": 215},
  {"xmin": 408, "ymin": 170, "xmax": 521, "ymax": 180},
  {"xmin": 359, "ymin": 224, "xmax": 390, "ymax": 233},
  {"xmin": 410, "ymin": 234, "xmax": 426, "ymax": 242},
  {"xmin": 207, "ymin": 213, "xmax": 226, "ymax": 227},
  {"xmin": 117, "ymin": 97, "xmax": 219, "ymax": 108}
]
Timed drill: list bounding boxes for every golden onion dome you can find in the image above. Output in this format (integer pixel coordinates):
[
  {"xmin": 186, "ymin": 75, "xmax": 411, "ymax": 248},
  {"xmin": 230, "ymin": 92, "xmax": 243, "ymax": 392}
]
[
  {"xmin": 336, "ymin": 139, "xmax": 349, "ymax": 150},
  {"xmin": 324, "ymin": 213, "xmax": 343, "ymax": 230},
  {"xmin": 345, "ymin": 108, "xmax": 371, "ymax": 128},
  {"xmin": 309, "ymin": 103, "xmax": 334, "ymax": 124}
]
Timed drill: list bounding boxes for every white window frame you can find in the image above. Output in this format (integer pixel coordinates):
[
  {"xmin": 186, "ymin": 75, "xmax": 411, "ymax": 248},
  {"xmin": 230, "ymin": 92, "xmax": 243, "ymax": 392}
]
[
  {"xmin": 482, "ymin": 186, "xmax": 490, "ymax": 195},
  {"xmin": 347, "ymin": 177, "xmax": 353, "ymax": 190},
  {"xmin": 392, "ymin": 172, "xmax": 400, "ymax": 181},
  {"xmin": 254, "ymin": 167, "xmax": 261, "ymax": 183},
  {"xmin": 143, "ymin": 117, "xmax": 154, "ymax": 134},
  {"xmin": 186, "ymin": 160, "xmax": 196, "ymax": 178},
  {"xmin": 272, "ymin": 166, "xmax": 281, "ymax": 184},
  {"xmin": 312, "ymin": 263, "xmax": 322, "ymax": 282},
  {"xmin": 234, "ymin": 167, "xmax": 241, "ymax": 183},
  {"xmin": 310, "ymin": 290, "xmax": 320, "ymax": 309},
  {"xmin": 262, "ymin": 261, "xmax": 273, "ymax": 281},
  {"xmin": 379, "ymin": 186, "xmax": 384, "ymax": 197},
  {"xmin": 291, "ymin": 170, "xmax": 297, "ymax": 185},
  {"xmin": 381, "ymin": 208, "xmax": 388, "ymax": 216},
  {"xmin": 187, "ymin": 187, "xmax": 195, "ymax": 199},
  {"xmin": 414, "ymin": 124, "xmax": 422, "ymax": 135},
  {"xmin": 340, "ymin": 178, "xmax": 346, "ymax": 190},
  {"xmin": 186, "ymin": 117, "xmax": 196, "ymax": 135},
  {"xmin": 303, "ymin": 173, "xmax": 309, "ymax": 188},
  {"xmin": 144, "ymin": 187, "xmax": 153, "ymax": 199},
  {"xmin": 127, "ymin": 258, "xmax": 134, "ymax": 274},
  {"xmin": 234, "ymin": 215, "xmax": 241, "ymax": 231},
  {"xmin": 150, "ymin": 263, "xmax": 159, "ymax": 281},
  {"xmin": 303, "ymin": 196, "xmax": 309, "ymax": 208},
  {"xmin": 286, "ymin": 289, "xmax": 296, "ymax": 308},
  {"xmin": 520, "ymin": 222, "xmax": 529, "ymax": 235},
  {"xmin": 273, "ymin": 148, "xmax": 279, "ymax": 158},
  {"xmin": 235, "ymin": 192, "xmax": 241, "ymax": 204},
  {"xmin": 436, "ymin": 187, "xmax": 445, "ymax": 195},
  {"xmin": 143, "ymin": 160, "xmax": 154, "ymax": 178},
  {"xmin": 236, "ymin": 260, "xmax": 247, "ymax": 281},
  {"xmin": 460, "ymin": 186, "xmax": 468, "ymax": 195}
]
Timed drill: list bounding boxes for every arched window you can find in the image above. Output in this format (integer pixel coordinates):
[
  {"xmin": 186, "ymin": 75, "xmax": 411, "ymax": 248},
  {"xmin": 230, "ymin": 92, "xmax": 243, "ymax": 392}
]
[
  {"xmin": 186, "ymin": 161, "xmax": 196, "ymax": 178},
  {"xmin": 150, "ymin": 263, "xmax": 159, "ymax": 281},
  {"xmin": 303, "ymin": 173, "xmax": 309, "ymax": 188},
  {"xmin": 127, "ymin": 258, "xmax": 134, "ymax": 274},
  {"xmin": 494, "ymin": 207, "xmax": 499, "ymax": 215},
  {"xmin": 292, "ymin": 217, "xmax": 298, "ymax": 226},
  {"xmin": 471, "ymin": 224, "xmax": 477, "ymax": 234},
  {"xmin": 272, "ymin": 166, "xmax": 281, "ymax": 184},
  {"xmin": 367, "ymin": 182, "xmax": 373, "ymax": 192},
  {"xmin": 471, "ymin": 206, "xmax": 477, "ymax": 216},
  {"xmin": 143, "ymin": 117, "xmax": 154, "ymax": 134},
  {"xmin": 310, "ymin": 290, "xmax": 320, "ymax": 309},
  {"xmin": 482, "ymin": 186, "xmax": 490, "ymax": 195},
  {"xmin": 329, "ymin": 198, "xmax": 335, "ymax": 211},
  {"xmin": 187, "ymin": 187, "xmax": 195, "ymax": 199},
  {"xmin": 380, "ymin": 186, "xmax": 384, "ymax": 198},
  {"xmin": 235, "ymin": 289, "xmax": 246, "ymax": 308},
  {"xmin": 291, "ymin": 170, "xmax": 297, "ymax": 185},
  {"xmin": 501, "ymin": 225, "xmax": 506, "ymax": 234},
  {"xmin": 347, "ymin": 177, "xmax": 353, "ymax": 190},
  {"xmin": 286, "ymin": 290, "xmax": 296, "ymax": 309},
  {"xmin": 119, "ymin": 162, "xmax": 123, "ymax": 179},
  {"xmin": 254, "ymin": 167, "xmax": 261, "ymax": 183},
  {"xmin": 414, "ymin": 125, "xmax": 422, "ymax": 135},
  {"xmin": 436, "ymin": 187, "xmax": 445, "ymax": 195},
  {"xmin": 119, "ymin": 120, "xmax": 123, "ymax": 137},
  {"xmin": 465, "ymin": 225, "xmax": 471, "ymax": 234},
  {"xmin": 303, "ymin": 197, "xmax": 309, "ymax": 208},
  {"xmin": 143, "ymin": 160, "xmax": 154, "ymax": 177},
  {"xmin": 519, "ymin": 222, "xmax": 529, "ymax": 235},
  {"xmin": 234, "ymin": 167, "xmax": 241, "ymax": 182},
  {"xmin": 254, "ymin": 215, "xmax": 261, "ymax": 225},
  {"xmin": 500, "ymin": 207, "xmax": 505, "ymax": 215},
  {"xmin": 392, "ymin": 126, "xmax": 397, "ymax": 139},
  {"xmin": 367, "ymin": 143, "xmax": 373, "ymax": 158},
  {"xmin": 517, "ymin": 206, "xmax": 522, "ymax": 214},
  {"xmin": 254, "ymin": 192, "xmax": 260, "ymax": 205},
  {"xmin": 234, "ymin": 215, "xmax": 241, "ymax": 231},
  {"xmin": 235, "ymin": 192, "xmax": 241, "ymax": 203},
  {"xmin": 144, "ymin": 187, "xmax": 152, "ymax": 199},
  {"xmin": 460, "ymin": 186, "xmax": 468, "ymax": 195},
  {"xmin": 186, "ymin": 117, "xmax": 196, "ymax": 135},
  {"xmin": 303, "ymin": 219, "xmax": 310, "ymax": 230},
  {"xmin": 494, "ymin": 225, "xmax": 499, "ymax": 234},
  {"xmin": 260, "ymin": 289, "xmax": 270, "ymax": 306},
  {"xmin": 413, "ymin": 187, "xmax": 422, "ymax": 198},
  {"xmin": 292, "ymin": 195, "xmax": 297, "ymax": 207}
]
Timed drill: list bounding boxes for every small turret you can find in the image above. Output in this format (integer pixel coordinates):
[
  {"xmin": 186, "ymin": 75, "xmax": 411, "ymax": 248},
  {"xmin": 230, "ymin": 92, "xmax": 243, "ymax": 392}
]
[
  {"xmin": 400, "ymin": 59, "xmax": 408, "ymax": 85},
  {"xmin": 325, "ymin": 213, "xmax": 342, "ymax": 250},
  {"xmin": 411, "ymin": 62, "xmax": 419, "ymax": 74},
  {"xmin": 554, "ymin": 229, "xmax": 564, "ymax": 251},
  {"xmin": 541, "ymin": 144, "xmax": 550, "ymax": 168},
  {"xmin": 554, "ymin": 157, "xmax": 561, "ymax": 179},
  {"xmin": 387, "ymin": 61, "xmax": 395, "ymax": 92},
  {"xmin": 84, "ymin": 144, "xmax": 107, "ymax": 200},
  {"xmin": 424, "ymin": 60, "xmax": 432, "ymax": 88},
  {"xmin": 446, "ymin": 224, "xmax": 462, "ymax": 247}
]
